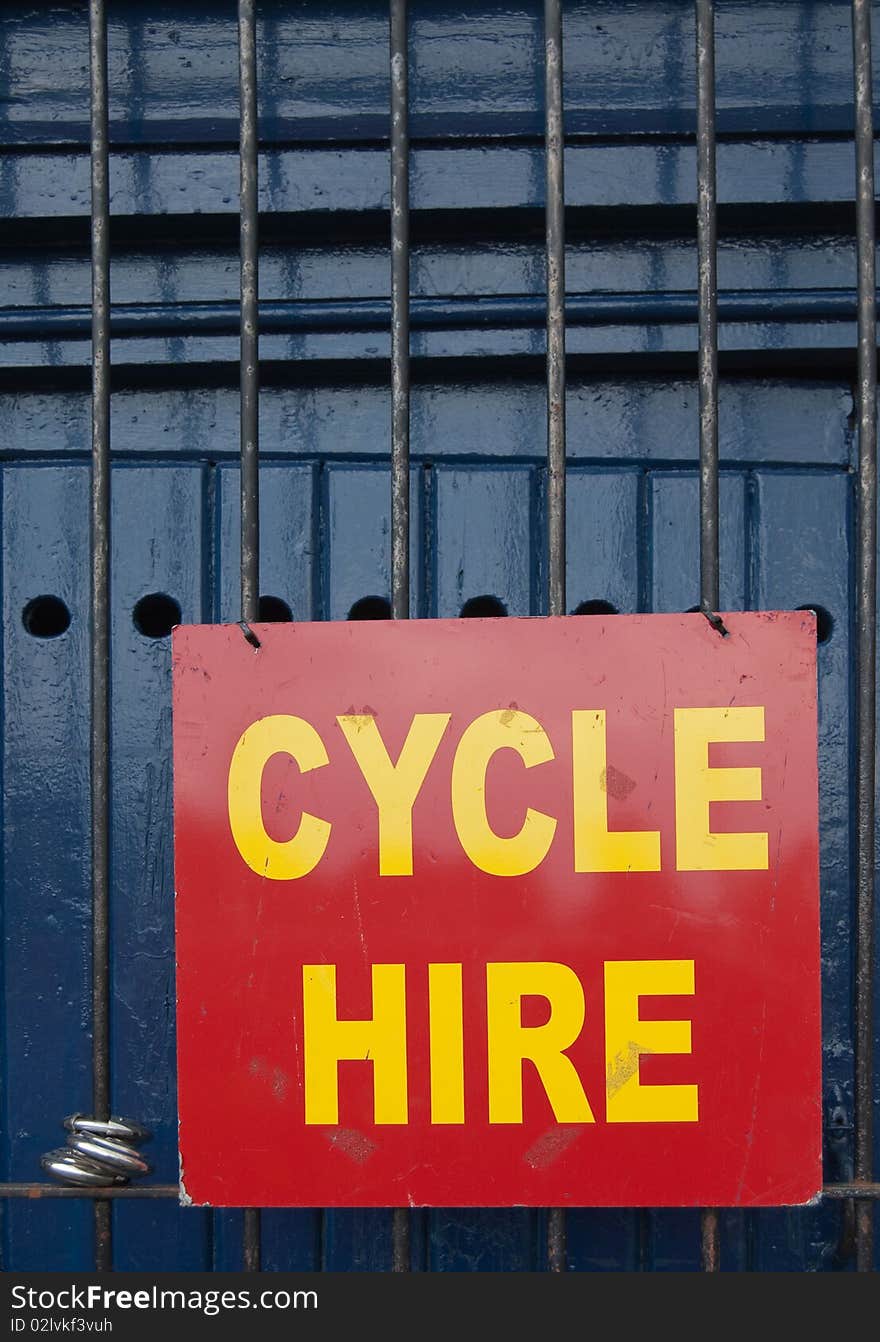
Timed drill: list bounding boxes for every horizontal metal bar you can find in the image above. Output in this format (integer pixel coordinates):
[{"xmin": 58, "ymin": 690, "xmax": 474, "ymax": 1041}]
[
  {"xmin": 2, "ymin": 1183, "xmax": 880, "ymax": 1201},
  {"xmin": 0, "ymin": 289, "xmax": 864, "ymax": 342},
  {"xmin": 822, "ymin": 1184, "xmax": 880, "ymax": 1200},
  {"xmin": 0, "ymin": 1185, "xmax": 182, "ymax": 1199}
]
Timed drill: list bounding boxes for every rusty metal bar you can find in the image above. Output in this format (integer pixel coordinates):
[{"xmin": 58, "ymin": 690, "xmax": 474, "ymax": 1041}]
[
  {"xmin": 6, "ymin": 1182, "xmax": 880, "ymax": 1203},
  {"xmin": 238, "ymin": 0, "xmax": 261, "ymax": 1273},
  {"xmin": 0, "ymin": 1185, "xmax": 182, "ymax": 1200},
  {"xmin": 389, "ymin": 0, "xmax": 411, "ymax": 1272},
  {"xmin": 825, "ymin": 1184, "xmax": 880, "ymax": 1200},
  {"xmin": 700, "ymin": 1207, "xmax": 720, "ymax": 1271},
  {"xmin": 695, "ymin": 0, "xmax": 721, "ymax": 1274},
  {"xmin": 88, "ymin": 0, "xmax": 112, "ymax": 1275},
  {"xmin": 390, "ymin": 0, "xmax": 410, "ymax": 626},
  {"xmin": 851, "ymin": 0, "xmax": 877, "ymax": 1275},
  {"xmin": 545, "ymin": 0, "xmax": 567, "ymax": 1275},
  {"xmin": 696, "ymin": 0, "xmax": 719, "ymax": 618},
  {"xmin": 239, "ymin": 0, "xmax": 260, "ymax": 630},
  {"xmin": 545, "ymin": 0, "xmax": 566, "ymax": 626},
  {"xmin": 546, "ymin": 1207, "xmax": 566, "ymax": 1275}
]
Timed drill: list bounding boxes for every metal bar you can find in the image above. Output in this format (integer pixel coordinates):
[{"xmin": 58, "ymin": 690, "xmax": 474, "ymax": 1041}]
[
  {"xmin": 3, "ymin": 287, "xmax": 868, "ymax": 341},
  {"xmin": 695, "ymin": 0, "xmax": 721, "ymax": 1275},
  {"xmin": 851, "ymin": 0, "xmax": 877, "ymax": 1275},
  {"xmin": 545, "ymin": 0, "xmax": 566, "ymax": 624},
  {"xmin": 546, "ymin": 1208, "xmax": 566, "ymax": 1274},
  {"xmin": 238, "ymin": 0, "xmax": 261, "ymax": 1273},
  {"xmin": 390, "ymin": 0, "xmax": 410, "ymax": 625},
  {"xmin": 545, "ymin": 0, "xmax": 566, "ymax": 1274},
  {"xmin": 0, "ymin": 1186, "xmax": 182, "ymax": 1200},
  {"xmin": 391, "ymin": 1207, "xmax": 410, "ymax": 1273},
  {"xmin": 389, "ymin": 0, "xmax": 411, "ymax": 1272},
  {"xmin": 88, "ymin": 0, "xmax": 112, "ymax": 1275},
  {"xmin": 5, "ymin": 1181, "xmax": 880, "ymax": 1202},
  {"xmin": 700, "ymin": 1207, "xmax": 720, "ymax": 1271},
  {"xmin": 825, "ymin": 1184, "xmax": 880, "ymax": 1200},
  {"xmin": 696, "ymin": 0, "xmax": 719, "ymax": 617},
  {"xmin": 239, "ymin": 0, "xmax": 260, "ymax": 629}
]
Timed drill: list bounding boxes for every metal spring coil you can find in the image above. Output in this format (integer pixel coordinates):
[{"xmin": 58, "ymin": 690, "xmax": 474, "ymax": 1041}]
[{"xmin": 41, "ymin": 1116, "xmax": 152, "ymax": 1187}]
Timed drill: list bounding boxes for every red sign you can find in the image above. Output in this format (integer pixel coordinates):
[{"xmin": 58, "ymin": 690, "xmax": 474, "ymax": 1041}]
[{"xmin": 173, "ymin": 612, "xmax": 821, "ymax": 1208}]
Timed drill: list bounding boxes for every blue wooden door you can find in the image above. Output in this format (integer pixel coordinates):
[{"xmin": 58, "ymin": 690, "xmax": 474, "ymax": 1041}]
[{"xmin": 1, "ymin": 0, "xmax": 877, "ymax": 1270}]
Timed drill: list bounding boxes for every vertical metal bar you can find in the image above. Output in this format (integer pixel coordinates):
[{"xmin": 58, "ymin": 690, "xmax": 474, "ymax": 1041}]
[
  {"xmin": 546, "ymin": 1208, "xmax": 566, "ymax": 1275},
  {"xmin": 545, "ymin": 0, "xmax": 566, "ymax": 625},
  {"xmin": 851, "ymin": 0, "xmax": 877, "ymax": 1274},
  {"xmin": 545, "ymin": 0, "xmax": 566, "ymax": 1273},
  {"xmin": 389, "ymin": 0, "xmax": 411, "ymax": 1271},
  {"xmin": 695, "ymin": 0, "xmax": 721, "ymax": 1273},
  {"xmin": 390, "ymin": 1207, "xmax": 410, "ymax": 1274},
  {"xmin": 700, "ymin": 1207, "xmax": 720, "ymax": 1271},
  {"xmin": 238, "ymin": 0, "xmax": 261, "ymax": 1272},
  {"xmin": 88, "ymin": 0, "xmax": 112, "ymax": 1274},
  {"xmin": 390, "ymin": 0, "xmax": 410, "ymax": 626},
  {"xmin": 239, "ymin": 0, "xmax": 260, "ymax": 629},
  {"xmin": 696, "ymin": 0, "xmax": 719, "ymax": 617}
]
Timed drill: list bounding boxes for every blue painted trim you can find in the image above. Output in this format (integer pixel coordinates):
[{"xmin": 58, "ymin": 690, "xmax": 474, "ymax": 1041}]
[
  {"xmin": 1, "ymin": 0, "xmax": 876, "ymax": 150},
  {"xmin": 2, "ymin": 141, "xmax": 878, "ymax": 222},
  {"xmin": 0, "ymin": 381, "xmax": 855, "ymax": 467},
  {"xmin": 0, "ymin": 289, "xmax": 865, "ymax": 340},
  {"xmin": 1, "ymin": 107, "xmax": 873, "ymax": 149}
]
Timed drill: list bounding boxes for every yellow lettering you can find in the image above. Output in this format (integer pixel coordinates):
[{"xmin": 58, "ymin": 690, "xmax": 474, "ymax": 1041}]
[
  {"xmin": 302, "ymin": 964, "xmax": 408, "ymax": 1124},
  {"xmin": 572, "ymin": 710, "xmax": 661, "ymax": 872},
  {"xmin": 604, "ymin": 959, "xmax": 698, "ymax": 1123},
  {"xmin": 227, "ymin": 715, "xmax": 331, "ymax": 880},
  {"xmin": 451, "ymin": 711, "xmax": 557, "ymax": 876},
  {"xmin": 337, "ymin": 713, "xmax": 450, "ymax": 876},
  {"xmin": 428, "ymin": 964, "xmax": 465, "ymax": 1124},
  {"xmin": 674, "ymin": 706, "xmax": 768, "ymax": 871},
  {"xmin": 486, "ymin": 962, "xmax": 595, "ymax": 1124}
]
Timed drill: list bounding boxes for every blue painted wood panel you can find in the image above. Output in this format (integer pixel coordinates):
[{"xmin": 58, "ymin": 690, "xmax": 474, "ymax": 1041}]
[
  {"xmin": 565, "ymin": 468, "xmax": 639, "ymax": 613},
  {"xmin": 0, "ymin": 382, "xmax": 852, "ymax": 466},
  {"xmin": 1, "ymin": 0, "xmax": 876, "ymax": 1274},
  {"xmin": 2, "ymin": 465, "xmax": 93, "ymax": 1270},
  {"xmin": 326, "ymin": 463, "xmax": 421, "ymax": 619},
  {"xmin": 217, "ymin": 462, "xmax": 317, "ymax": 622},
  {"xmin": 0, "ymin": 391, "xmax": 868, "ymax": 1271},
  {"xmin": 1, "ymin": 2, "xmax": 876, "ymax": 146},
  {"xmin": 109, "ymin": 464, "xmax": 211, "ymax": 1270},
  {"xmin": 3, "ymin": 141, "xmax": 878, "ymax": 227},
  {"xmin": 750, "ymin": 471, "xmax": 854, "ymax": 1271},
  {"xmin": 433, "ymin": 466, "xmax": 536, "ymax": 617},
  {"xmin": 650, "ymin": 472, "xmax": 746, "ymax": 613}
]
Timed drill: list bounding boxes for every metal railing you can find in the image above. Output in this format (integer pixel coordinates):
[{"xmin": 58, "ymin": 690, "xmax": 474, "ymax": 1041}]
[
  {"xmin": 237, "ymin": 0, "xmax": 262, "ymax": 1275},
  {"xmin": 851, "ymin": 0, "xmax": 877, "ymax": 1278},
  {"xmin": 88, "ymin": 0, "xmax": 112, "ymax": 1274},
  {"xmin": 695, "ymin": 0, "xmax": 721, "ymax": 1273},
  {"xmin": 0, "ymin": 0, "xmax": 876, "ymax": 1274}
]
